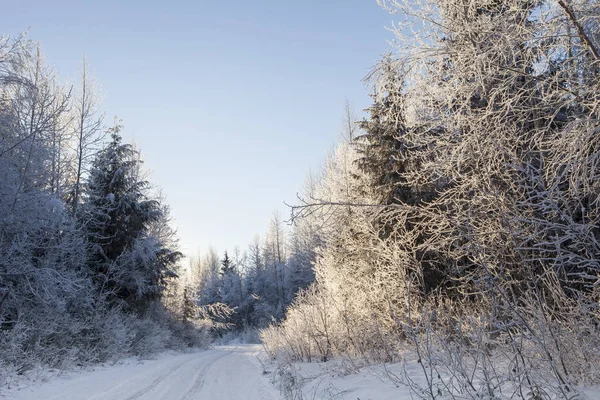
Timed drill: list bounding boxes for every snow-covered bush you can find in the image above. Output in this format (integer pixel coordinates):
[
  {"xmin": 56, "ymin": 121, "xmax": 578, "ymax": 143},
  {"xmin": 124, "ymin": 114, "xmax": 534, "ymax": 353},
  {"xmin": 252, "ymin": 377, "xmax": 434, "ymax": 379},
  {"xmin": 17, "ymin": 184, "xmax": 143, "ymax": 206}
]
[{"xmin": 392, "ymin": 277, "xmax": 600, "ymax": 399}]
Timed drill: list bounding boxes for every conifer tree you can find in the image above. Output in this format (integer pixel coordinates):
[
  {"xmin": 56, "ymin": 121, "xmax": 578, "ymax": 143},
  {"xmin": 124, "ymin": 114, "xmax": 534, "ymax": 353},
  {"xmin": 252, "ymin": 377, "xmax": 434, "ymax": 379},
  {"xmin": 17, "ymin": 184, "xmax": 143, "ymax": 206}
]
[
  {"xmin": 220, "ymin": 251, "xmax": 235, "ymax": 277},
  {"xmin": 356, "ymin": 55, "xmax": 412, "ymax": 206},
  {"xmin": 81, "ymin": 124, "xmax": 179, "ymax": 310}
]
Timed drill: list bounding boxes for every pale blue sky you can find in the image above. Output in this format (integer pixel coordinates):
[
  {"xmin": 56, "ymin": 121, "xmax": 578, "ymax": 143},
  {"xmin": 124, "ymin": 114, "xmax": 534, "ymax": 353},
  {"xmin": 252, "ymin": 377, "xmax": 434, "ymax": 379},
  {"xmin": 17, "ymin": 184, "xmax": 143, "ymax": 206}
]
[{"xmin": 6, "ymin": 0, "xmax": 395, "ymax": 256}]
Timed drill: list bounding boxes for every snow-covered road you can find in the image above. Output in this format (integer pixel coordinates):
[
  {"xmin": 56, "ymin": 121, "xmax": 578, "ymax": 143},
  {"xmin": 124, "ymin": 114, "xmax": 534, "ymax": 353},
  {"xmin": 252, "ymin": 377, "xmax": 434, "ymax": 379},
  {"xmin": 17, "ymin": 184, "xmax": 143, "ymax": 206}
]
[{"xmin": 4, "ymin": 345, "xmax": 280, "ymax": 400}]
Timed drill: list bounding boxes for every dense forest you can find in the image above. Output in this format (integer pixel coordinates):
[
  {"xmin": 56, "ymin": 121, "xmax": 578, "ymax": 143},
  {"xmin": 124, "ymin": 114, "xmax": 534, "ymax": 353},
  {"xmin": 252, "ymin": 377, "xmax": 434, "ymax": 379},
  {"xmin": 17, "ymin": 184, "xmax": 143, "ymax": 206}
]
[
  {"xmin": 3, "ymin": 0, "xmax": 600, "ymax": 398},
  {"xmin": 258, "ymin": 0, "xmax": 600, "ymax": 398},
  {"xmin": 0, "ymin": 36, "xmax": 208, "ymax": 380}
]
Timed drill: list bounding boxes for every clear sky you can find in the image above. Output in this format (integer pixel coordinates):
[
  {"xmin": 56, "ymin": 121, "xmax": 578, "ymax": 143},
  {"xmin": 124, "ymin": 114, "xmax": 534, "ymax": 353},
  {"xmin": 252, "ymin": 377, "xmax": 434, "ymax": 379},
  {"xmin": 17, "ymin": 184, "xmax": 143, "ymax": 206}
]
[{"xmin": 6, "ymin": 0, "xmax": 396, "ymax": 257}]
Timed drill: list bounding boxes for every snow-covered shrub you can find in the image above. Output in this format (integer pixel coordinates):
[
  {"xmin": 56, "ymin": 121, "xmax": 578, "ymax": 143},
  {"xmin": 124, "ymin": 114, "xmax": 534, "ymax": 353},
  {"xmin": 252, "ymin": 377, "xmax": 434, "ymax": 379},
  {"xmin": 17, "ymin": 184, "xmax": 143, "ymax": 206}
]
[
  {"xmin": 262, "ymin": 286, "xmax": 333, "ymax": 363},
  {"xmin": 393, "ymin": 278, "xmax": 600, "ymax": 399},
  {"xmin": 83, "ymin": 307, "xmax": 136, "ymax": 363},
  {"xmin": 261, "ymin": 215, "xmax": 410, "ymax": 363},
  {"xmin": 129, "ymin": 317, "xmax": 171, "ymax": 357}
]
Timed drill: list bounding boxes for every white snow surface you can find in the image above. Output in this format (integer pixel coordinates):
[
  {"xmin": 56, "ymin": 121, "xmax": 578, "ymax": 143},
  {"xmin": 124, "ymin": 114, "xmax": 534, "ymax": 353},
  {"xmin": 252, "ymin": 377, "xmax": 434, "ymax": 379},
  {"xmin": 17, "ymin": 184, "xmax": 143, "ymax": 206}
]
[
  {"xmin": 287, "ymin": 360, "xmax": 413, "ymax": 399},
  {"xmin": 2, "ymin": 345, "xmax": 280, "ymax": 400},
  {"xmin": 4, "ymin": 345, "xmax": 600, "ymax": 400},
  {"xmin": 286, "ymin": 359, "xmax": 600, "ymax": 400}
]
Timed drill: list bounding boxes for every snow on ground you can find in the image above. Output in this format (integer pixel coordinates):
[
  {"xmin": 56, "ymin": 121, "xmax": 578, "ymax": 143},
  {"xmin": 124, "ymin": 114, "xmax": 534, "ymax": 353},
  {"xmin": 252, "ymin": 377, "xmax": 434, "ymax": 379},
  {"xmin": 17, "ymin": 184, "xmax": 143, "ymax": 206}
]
[
  {"xmin": 281, "ymin": 358, "xmax": 600, "ymax": 400},
  {"xmin": 4, "ymin": 345, "xmax": 600, "ymax": 400},
  {"xmin": 2, "ymin": 345, "xmax": 279, "ymax": 400},
  {"xmin": 279, "ymin": 359, "xmax": 414, "ymax": 400}
]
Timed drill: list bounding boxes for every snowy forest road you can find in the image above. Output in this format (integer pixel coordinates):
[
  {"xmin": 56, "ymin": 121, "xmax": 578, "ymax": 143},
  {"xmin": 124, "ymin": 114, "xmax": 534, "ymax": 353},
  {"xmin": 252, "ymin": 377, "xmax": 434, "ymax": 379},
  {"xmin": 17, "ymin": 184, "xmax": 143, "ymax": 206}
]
[{"xmin": 4, "ymin": 345, "xmax": 281, "ymax": 400}]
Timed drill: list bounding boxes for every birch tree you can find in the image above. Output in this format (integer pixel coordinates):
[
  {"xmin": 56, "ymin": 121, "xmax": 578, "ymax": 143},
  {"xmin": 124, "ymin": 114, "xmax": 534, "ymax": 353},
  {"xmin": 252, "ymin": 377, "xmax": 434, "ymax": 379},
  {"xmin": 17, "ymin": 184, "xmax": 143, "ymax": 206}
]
[{"xmin": 71, "ymin": 58, "xmax": 103, "ymax": 214}]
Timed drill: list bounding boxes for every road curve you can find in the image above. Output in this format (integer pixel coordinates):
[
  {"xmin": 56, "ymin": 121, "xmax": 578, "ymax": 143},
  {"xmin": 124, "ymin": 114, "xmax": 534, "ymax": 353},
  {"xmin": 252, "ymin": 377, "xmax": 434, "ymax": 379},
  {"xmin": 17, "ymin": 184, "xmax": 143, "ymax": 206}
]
[{"xmin": 4, "ymin": 345, "xmax": 280, "ymax": 400}]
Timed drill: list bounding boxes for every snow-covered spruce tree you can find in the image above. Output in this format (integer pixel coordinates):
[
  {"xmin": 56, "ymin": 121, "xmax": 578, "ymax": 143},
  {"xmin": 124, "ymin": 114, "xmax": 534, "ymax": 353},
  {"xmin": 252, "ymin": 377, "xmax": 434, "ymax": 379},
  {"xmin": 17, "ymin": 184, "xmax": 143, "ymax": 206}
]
[
  {"xmin": 80, "ymin": 124, "xmax": 180, "ymax": 312},
  {"xmin": 355, "ymin": 55, "xmax": 450, "ymax": 300},
  {"xmin": 356, "ymin": 55, "xmax": 415, "ymax": 206},
  {"xmin": 220, "ymin": 251, "xmax": 235, "ymax": 276}
]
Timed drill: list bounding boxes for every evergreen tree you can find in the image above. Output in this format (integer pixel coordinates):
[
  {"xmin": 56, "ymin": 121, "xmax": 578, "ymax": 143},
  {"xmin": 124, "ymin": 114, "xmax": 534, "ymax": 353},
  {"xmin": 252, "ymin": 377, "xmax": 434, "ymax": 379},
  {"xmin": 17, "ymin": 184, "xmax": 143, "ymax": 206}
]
[
  {"xmin": 356, "ymin": 55, "xmax": 412, "ymax": 206},
  {"xmin": 220, "ymin": 251, "xmax": 235, "ymax": 276},
  {"xmin": 354, "ymin": 56, "xmax": 447, "ymax": 293},
  {"xmin": 81, "ymin": 124, "xmax": 179, "ymax": 310}
]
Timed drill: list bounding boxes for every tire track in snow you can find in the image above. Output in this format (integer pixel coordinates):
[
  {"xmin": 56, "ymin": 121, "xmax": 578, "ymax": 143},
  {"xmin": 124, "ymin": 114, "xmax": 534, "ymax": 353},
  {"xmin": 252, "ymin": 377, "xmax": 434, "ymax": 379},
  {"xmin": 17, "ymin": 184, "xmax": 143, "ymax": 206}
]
[
  {"xmin": 118, "ymin": 355, "xmax": 200, "ymax": 400},
  {"xmin": 180, "ymin": 351, "xmax": 231, "ymax": 400},
  {"xmin": 122, "ymin": 351, "xmax": 224, "ymax": 400},
  {"xmin": 4, "ymin": 346, "xmax": 280, "ymax": 400}
]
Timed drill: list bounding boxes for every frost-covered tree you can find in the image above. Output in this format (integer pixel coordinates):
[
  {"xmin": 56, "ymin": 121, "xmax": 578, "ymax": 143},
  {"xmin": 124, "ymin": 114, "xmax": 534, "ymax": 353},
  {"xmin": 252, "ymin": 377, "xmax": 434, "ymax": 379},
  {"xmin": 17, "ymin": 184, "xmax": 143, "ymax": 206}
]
[
  {"xmin": 284, "ymin": 227, "xmax": 317, "ymax": 304},
  {"xmin": 0, "ymin": 36, "xmax": 102, "ymax": 368},
  {"xmin": 356, "ymin": 55, "xmax": 413, "ymax": 206},
  {"xmin": 218, "ymin": 251, "xmax": 246, "ymax": 327},
  {"xmin": 195, "ymin": 247, "xmax": 221, "ymax": 306},
  {"xmin": 81, "ymin": 124, "xmax": 179, "ymax": 311},
  {"xmin": 70, "ymin": 57, "xmax": 104, "ymax": 214},
  {"xmin": 244, "ymin": 236, "xmax": 273, "ymax": 326},
  {"xmin": 220, "ymin": 251, "xmax": 235, "ymax": 277},
  {"xmin": 0, "ymin": 34, "xmax": 206, "ymax": 374},
  {"xmin": 263, "ymin": 213, "xmax": 287, "ymax": 317},
  {"xmin": 265, "ymin": 2, "xmax": 600, "ymax": 396}
]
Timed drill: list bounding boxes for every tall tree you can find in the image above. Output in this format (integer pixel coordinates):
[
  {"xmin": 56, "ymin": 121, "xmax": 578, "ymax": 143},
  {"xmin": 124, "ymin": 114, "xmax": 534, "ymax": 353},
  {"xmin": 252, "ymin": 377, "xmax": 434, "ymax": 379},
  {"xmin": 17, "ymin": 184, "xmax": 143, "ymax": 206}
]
[
  {"xmin": 81, "ymin": 124, "xmax": 178, "ymax": 310},
  {"xmin": 264, "ymin": 213, "xmax": 287, "ymax": 316},
  {"xmin": 220, "ymin": 251, "xmax": 235, "ymax": 276},
  {"xmin": 71, "ymin": 58, "xmax": 103, "ymax": 214},
  {"xmin": 356, "ymin": 55, "xmax": 413, "ymax": 206}
]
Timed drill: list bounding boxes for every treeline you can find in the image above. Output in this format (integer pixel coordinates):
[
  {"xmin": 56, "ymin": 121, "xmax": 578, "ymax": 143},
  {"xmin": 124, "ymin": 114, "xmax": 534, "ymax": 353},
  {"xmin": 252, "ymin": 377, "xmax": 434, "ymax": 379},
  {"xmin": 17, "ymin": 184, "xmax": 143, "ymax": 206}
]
[
  {"xmin": 188, "ymin": 213, "xmax": 316, "ymax": 335},
  {"xmin": 261, "ymin": 1, "xmax": 600, "ymax": 398},
  {"xmin": 0, "ymin": 36, "xmax": 205, "ymax": 381}
]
